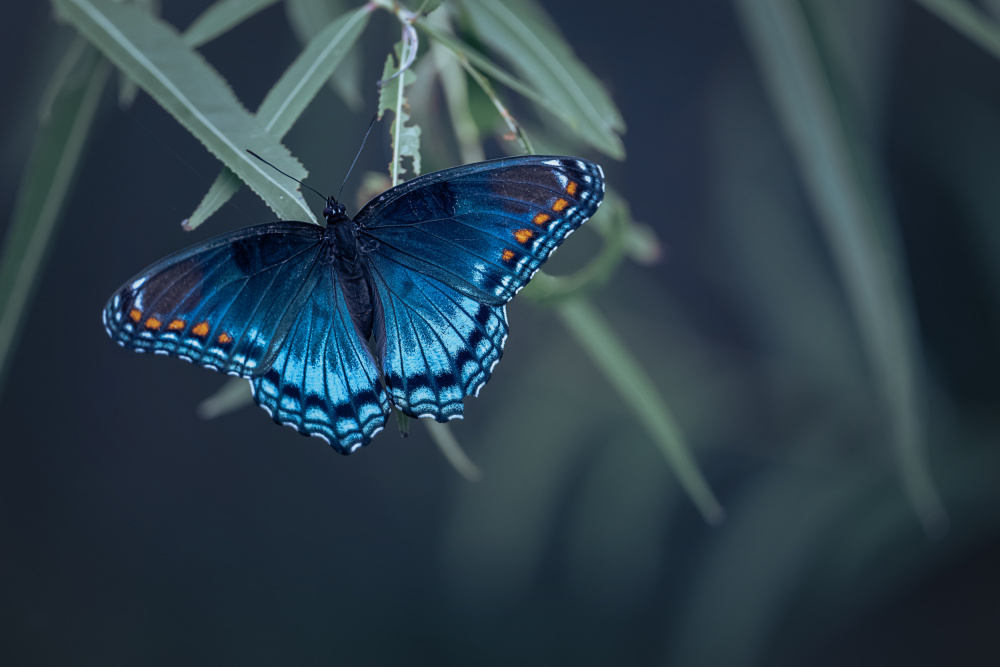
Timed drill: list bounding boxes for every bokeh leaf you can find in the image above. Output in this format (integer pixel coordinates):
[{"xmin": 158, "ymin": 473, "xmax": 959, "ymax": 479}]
[
  {"xmin": 457, "ymin": 0, "xmax": 625, "ymax": 159},
  {"xmin": 734, "ymin": 0, "xmax": 946, "ymax": 535},
  {"xmin": 915, "ymin": 0, "xmax": 1000, "ymax": 58},
  {"xmin": 0, "ymin": 47, "xmax": 109, "ymax": 392},
  {"xmin": 556, "ymin": 297, "xmax": 725, "ymax": 524}
]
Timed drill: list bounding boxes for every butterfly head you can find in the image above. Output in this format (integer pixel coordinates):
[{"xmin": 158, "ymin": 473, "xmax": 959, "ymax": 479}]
[{"xmin": 323, "ymin": 197, "xmax": 349, "ymax": 226}]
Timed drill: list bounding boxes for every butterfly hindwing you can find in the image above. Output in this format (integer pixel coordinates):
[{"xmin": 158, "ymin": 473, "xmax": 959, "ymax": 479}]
[
  {"xmin": 356, "ymin": 156, "xmax": 605, "ymax": 306},
  {"xmin": 103, "ymin": 222, "xmax": 325, "ymax": 377},
  {"xmin": 366, "ymin": 252, "xmax": 509, "ymax": 421},
  {"xmin": 250, "ymin": 259, "xmax": 391, "ymax": 453}
]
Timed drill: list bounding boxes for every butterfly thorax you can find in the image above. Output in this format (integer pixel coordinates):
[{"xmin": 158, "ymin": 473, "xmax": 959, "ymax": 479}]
[{"xmin": 322, "ymin": 201, "xmax": 359, "ymax": 261}]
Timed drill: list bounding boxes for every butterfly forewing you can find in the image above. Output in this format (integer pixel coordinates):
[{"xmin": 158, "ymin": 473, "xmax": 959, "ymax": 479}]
[
  {"xmin": 356, "ymin": 156, "xmax": 605, "ymax": 306},
  {"xmin": 103, "ymin": 222, "xmax": 325, "ymax": 377}
]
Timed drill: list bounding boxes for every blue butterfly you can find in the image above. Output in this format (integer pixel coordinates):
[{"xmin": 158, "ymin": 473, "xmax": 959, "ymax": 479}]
[{"xmin": 104, "ymin": 155, "xmax": 605, "ymax": 453}]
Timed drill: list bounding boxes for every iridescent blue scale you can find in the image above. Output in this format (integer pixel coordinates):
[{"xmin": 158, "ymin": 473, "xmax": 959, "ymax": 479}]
[{"xmin": 104, "ymin": 155, "xmax": 605, "ymax": 453}]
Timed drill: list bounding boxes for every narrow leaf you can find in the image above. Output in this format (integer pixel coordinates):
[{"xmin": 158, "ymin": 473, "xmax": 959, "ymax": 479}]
[
  {"xmin": 186, "ymin": 5, "xmax": 372, "ymax": 229},
  {"xmin": 197, "ymin": 377, "xmax": 252, "ymax": 419},
  {"xmin": 182, "ymin": 0, "xmax": 281, "ymax": 49},
  {"xmin": 734, "ymin": 0, "xmax": 947, "ymax": 536},
  {"xmin": 379, "ymin": 41, "xmax": 422, "ymax": 183},
  {"xmin": 424, "ymin": 420, "xmax": 482, "ymax": 481},
  {"xmin": 256, "ymin": 6, "xmax": 372, "ymax": 138},
  {"xmin": 285, "ymin": 0, "xmax": 364, "ymax": 110},
  {"xmin": 38, "ymin": 34, "xmax": 89, "ymax": 121},
  {"xmin": 0, "ymin": 48, "xmax": 110, "ymax": 392},
  {"xmin": 52, "ymin": 0, "xmax": 314, "ymax": 223},
  {"xmin": 915, "ymin": 0, "xmax": 1000, "ymax": 59},
  {"xmin": 458, "ymin": 0, "xmax": 625, "ymax": 159},
  {"xmin": 182, "ymin": 170, "xmax": 240, "ymax": 230},
  {"xmin": 118, "ymin": 0, "xmax": 159, "ymax": 109},
  {"xmin": 417, "ymin": 19, "xmax": 552, "ymax": 111},
  {"xmin": 556, "ymin": 297, "xmax": 725, "ymax": 524},
  {"xmin": 418, "ymin": 16, "xmax": 573, "ymax": 152},
  {"xmin": 431, "ymin": 34, "xmax": 484, "ymax": 163}
]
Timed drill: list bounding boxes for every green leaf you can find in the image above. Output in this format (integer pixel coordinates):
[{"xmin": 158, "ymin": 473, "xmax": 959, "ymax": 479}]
[
  {"xmin": 429, "ymin": 28, "xmax": 485, "ymax": 163},
  {"xmin": 38, "ymin": 35, "xmax": 90, "ymax": 121},
  {"xmin": 424, "ymin": 420, "xmax": 482, "ymax": 481},
  {"xmin": 394, "ymin": 408, "xmax": 411, "ymax": 437},
  {"xmin": 555, "ymin": 297, "xmax": 724, "ymax": 524},
  {"xmin": 457, "ymin": 0, "xmax": 625, "ymax": 159},
  {"xmin": 0, "ymin": 47, "xmax": 110, "ymax": 392},
  {"xmin": 185, "ymin": 4, "xmax": 373, "ymax": 229},
  {"xmin": 379, "ymin": 41, "xmax": 422, "ymax": 183},
  {"xmin": 417, "ymin": 19, "xmax": 543, "ymax": 106},
  {"xmin": 182, "ymin": 169, "xmax": 240, "ymax": 231},
  {"xmin": 417, "ymin": 17, "xmax": 556, "ymax": 150},
  {"xmin": 182, "ymin": 0, "xmax": 281, "ymax": 49},
  {"xmin": 118, "ymin": 0, "xmax": 160, "ymax": 109},
  {"xmin": 197, "ymin": 377, "xmax": 252, "ymax": 419},
  {"xmin": 734, "ymin": 0, "xmax": 947, "ymax": 536},
  {"xmin": 419, "ymin": 0, "xmax": 444, "ymax": 13},
  {"xmin": 257, "ymin": 6, "xmax": 372, "ymax": 138},
  {"xmin": 285, "ymin": 0, "xmax": 364, "ymax": 110},
  {"xmin": 915, "ymin": 0, "xmax": 1000, "ymax": 59},
  {"xmin": 52, "ymin": 0, "xmax": 314, "ymax": 223}
]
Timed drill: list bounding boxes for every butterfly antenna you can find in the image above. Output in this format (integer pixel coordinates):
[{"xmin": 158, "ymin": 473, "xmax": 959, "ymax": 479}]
[
  {"xmin": 245, "ymin": 150, "xmax": 328, "ymax": 203},
  {"xmin": 338, "ymin": 113, "xmax": 379, "ymax": 203}
]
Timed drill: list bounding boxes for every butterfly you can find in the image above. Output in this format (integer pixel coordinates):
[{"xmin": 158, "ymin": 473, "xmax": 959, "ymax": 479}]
[{"xmin": 104, "ymin": 155, "xmax": 605, "ymax": 453}]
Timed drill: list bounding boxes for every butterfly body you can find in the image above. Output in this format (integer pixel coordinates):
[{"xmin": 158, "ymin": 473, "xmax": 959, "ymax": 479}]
[
  {"xmin": 319, "ymin": 203, "xmax": 381, "ymax": 341},
  {"xmin": 105, "ymin": 156, "xmax": 604, "ymax": 453}
]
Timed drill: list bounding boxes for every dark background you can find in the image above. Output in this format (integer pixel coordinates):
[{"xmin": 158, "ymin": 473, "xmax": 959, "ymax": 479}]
[{"xmin": 2, "ymin": 1, "xmax": 1000, "ymax": 665}]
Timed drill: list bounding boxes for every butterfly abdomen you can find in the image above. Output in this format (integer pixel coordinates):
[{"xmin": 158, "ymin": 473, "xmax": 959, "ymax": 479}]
[{"xmin": 320, "ymin": 220, "xmax": 381, "ymax": 345}]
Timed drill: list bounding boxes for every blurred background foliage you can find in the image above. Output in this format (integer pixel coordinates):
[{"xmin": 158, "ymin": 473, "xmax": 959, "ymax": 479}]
[{"xmin": 1, "ymin": 0, "xmax": 999, "ymax": 665}]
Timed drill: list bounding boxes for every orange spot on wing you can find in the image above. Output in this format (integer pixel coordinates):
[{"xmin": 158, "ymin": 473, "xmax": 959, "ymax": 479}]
[
  {"xmin": 501, "ymin": 249, "xmax": 516, "ymax": 263},
  {"xmin": 129, "ymin": 308, "xmax": 142, "ymax": 322},
  {"xmin": 167, "ymin": 319, "xmax": 185, "ymax": 331},
  {"xmin": 532, "ymin": 213, "xmax": 551, "ymax": 227},
  {"xmin": 145, "ymin": 317, "xmax": 162, "ymax": 330},
  {"xmin": 514, "ymin": 228, "xmax": 534, "ymax": 244},
  {"xmin": 192, "ymin": 321, "xmax": 210, "ymax": 337},
  {"xmin": 566, "ymin": 181, "xmax": 578, "ymax": 196},
  {"xmin": 217, "ymin": 332, "xmax": 233, "ymax": 344},
  {"xmin": 552, "ymin": 198, "xmax": 569, "ymax": 212}
]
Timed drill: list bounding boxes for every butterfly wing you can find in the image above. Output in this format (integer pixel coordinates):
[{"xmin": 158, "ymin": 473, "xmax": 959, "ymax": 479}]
[
  {"xmin": 357, "ymin": 156, "xmax": 603, "ymax": 420},
  {"xmin": 366, "ymin": 254, "xmax": 508, "ymax": 421},
  {"xmin": 355, "ymin": 156, "xmax": 605, "ymax": 306},
  {"xmin": 103, "ymin": 222, "xmax": 325, "ymax": 377},
  {"xmin": 105, "ymin": 221, "xmax": 390, "ymax": 452},
  {"xmin": 249, "ymin": 258, "xmax": 391, "ymax": 453},
  {"xmin": 105, "ymin": 156, "xmax": 604, "ymax": 444}
]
